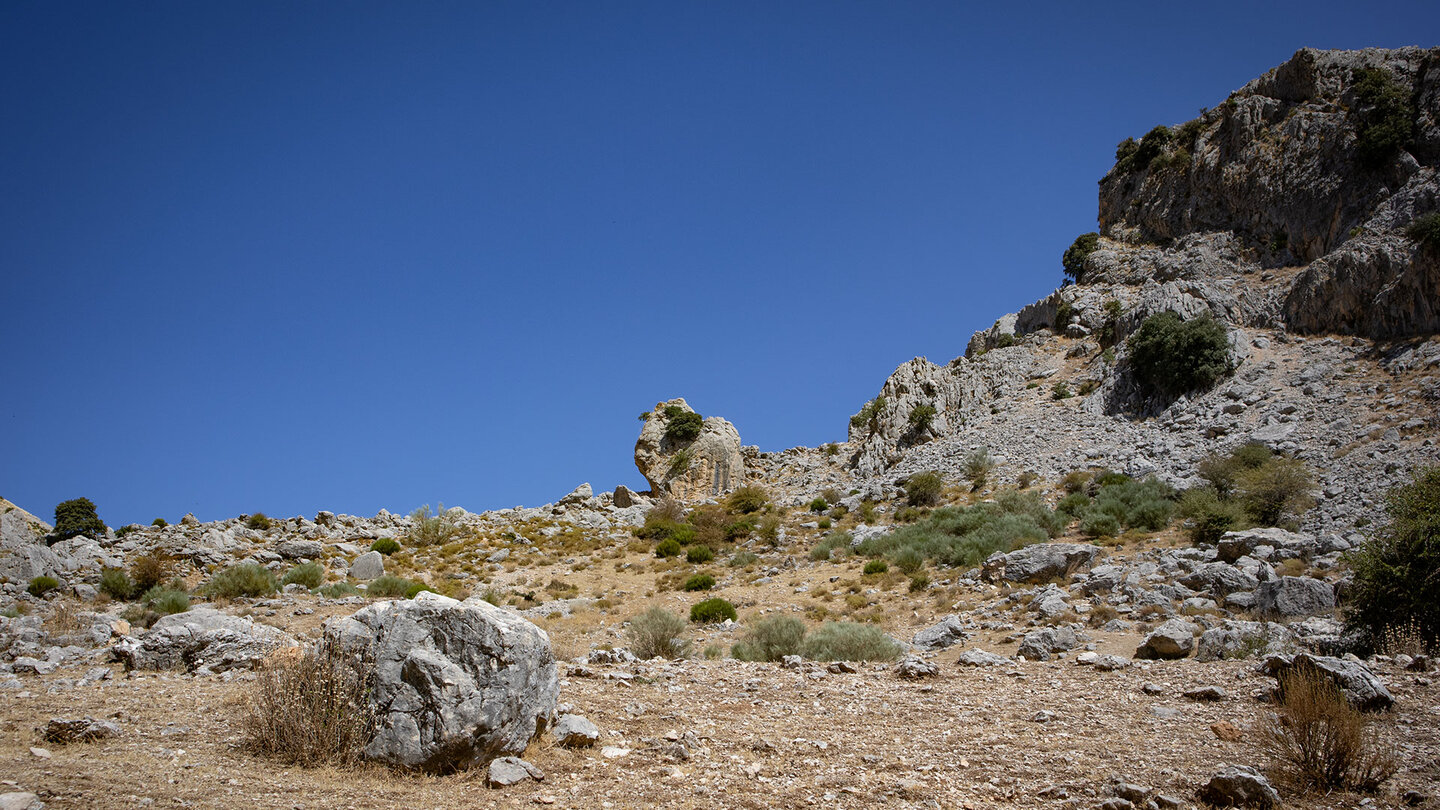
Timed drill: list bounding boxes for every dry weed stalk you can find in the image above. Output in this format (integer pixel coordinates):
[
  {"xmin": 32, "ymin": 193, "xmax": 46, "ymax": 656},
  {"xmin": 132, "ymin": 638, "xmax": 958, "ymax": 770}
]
[
  {"xmin": 1377, "ymin": 619, "xmax": 1430, "ymax": 658},
  {"xmin": 1261, "ymin": 669, "xmax": 1396, "ymax": 793},
  {"xmin": 241, "ymin": 642, "xmax": 376, "ymax": 767}
]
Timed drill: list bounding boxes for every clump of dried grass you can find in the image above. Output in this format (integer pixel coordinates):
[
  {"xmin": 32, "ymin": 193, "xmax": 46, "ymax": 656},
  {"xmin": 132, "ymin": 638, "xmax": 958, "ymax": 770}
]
[
  {"xmin": 240, "ymin": 642, "xmax": 376, "ymax": 767},
  {"xmin": 1261, "ymin": 669, "xmax": 1396, "ymax": 793}
]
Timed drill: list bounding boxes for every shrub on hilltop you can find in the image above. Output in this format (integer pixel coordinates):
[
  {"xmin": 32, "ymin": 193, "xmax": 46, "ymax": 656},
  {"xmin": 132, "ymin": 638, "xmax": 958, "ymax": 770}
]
[{"xmin": 49, "ymin": 497, "xmax": 106, "ymax": 544}]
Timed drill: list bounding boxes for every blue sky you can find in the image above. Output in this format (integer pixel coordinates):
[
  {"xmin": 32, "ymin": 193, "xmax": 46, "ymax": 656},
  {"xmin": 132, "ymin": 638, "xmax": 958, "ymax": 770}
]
[{"xmin": 3, "ymin": 1, "xmax": 1436, "ymax": 526}]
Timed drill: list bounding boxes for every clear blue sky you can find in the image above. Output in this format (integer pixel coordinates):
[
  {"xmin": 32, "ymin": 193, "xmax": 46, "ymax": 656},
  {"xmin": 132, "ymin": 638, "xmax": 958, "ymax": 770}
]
[{"xmin": 3, "ymin": 1, "xmax": 1436, "ymax": 526}]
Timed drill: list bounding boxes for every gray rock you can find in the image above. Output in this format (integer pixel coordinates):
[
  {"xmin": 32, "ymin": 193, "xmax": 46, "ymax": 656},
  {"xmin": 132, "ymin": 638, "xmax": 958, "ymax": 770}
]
[
  {"xmin": 552, "ymin": 713, "xmax": 599, "ymax": 748},
  {"xmin": 1178, "ymin": 562, "xmax": 1259, "ymax": 596},
  {"xmin": 1255, "ymin": 576, "xmax": 1335, "ymax": 617},
  {"xmin": 1197, "ymin": 765, "xmax": 1279, "ymax": 809},
  {"xmin": 911, "ymin": 614, "xmax": 970, "ymax": 652},
  {"xmin": 0, "ymin": 792, "xmax": 43, "ymax": 810},
  {"xmin": 1183, "ymin": 685, "xmax": 1229, "ymax": 701},
  {"xmin": 1135, "ymin": 619, "xmax": 1198, "ymax": 660},
  {"xmin": 11, "ymin": 657, "xmax": 57, "ymax": 676},
  {"xmin": 348, "ymin": 550, "xmax": 385, "ymax": 581},
  {"xmin": 1216, "ymin": 527, "xmax": 1314, "ymax": 561},
  {"xmin": 895, "ymin": 655, "xmax": 939, "ymax": 679},
  {"xmin": 1262, "ymin": 652, "xmax": 1394, "ymax": 711},
  {"xmin": 277, "ymin": 539, "xmax": 324, "ymax": 559},
  {"xmin": 1195, "ymin": 621, "xmax": 1294, "ymax": 662},
  {"xmin": 634, "ymin": 398, "xmax": 746, "ymax": 500},
  {"xmin": 111, "ymin": 607, "xmax": 296, "ymax": 673},
  {"xmin": 955, "ymin": 649, "xmax": 1010, "ymax": 667},
  {"xmin": 1017, "ymin": 627, "xmax": 1077, "ymax": 661},
  {"xmin": 1093, "ymin": 654, "xmax": 1130, "ymax": 672},
  {"xmin": 43, "ymin": 716, "xmax": 120, "ymax": 744},
  {"xmin": 486, "ymin": 755, "xmax": 544, "ymax": 787},
  {"xmin": 983, "ymin": 543, "xmax": 1100, "ymax": 584},
  {"xmin": 325, "ymin": 591, "xmax": 558, "ymax": 773}
]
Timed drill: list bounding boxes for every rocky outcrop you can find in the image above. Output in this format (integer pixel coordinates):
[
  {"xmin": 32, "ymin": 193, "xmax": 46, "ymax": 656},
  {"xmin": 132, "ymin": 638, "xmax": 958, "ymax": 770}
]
[
  {"xmin": 634, "ymin": 399, "xmax": 746, "ymax": 501},
  {"xmin": 983, "ymin": 543, "xmax": 1100, "ymax": 584},
  {"xmin": 1262, "ymin": 652, "xmax": 1394, "ymax": 711},
  {"xmin": 324, "ymin": 591, "xmax": 558, "ymax": 773},
  {"xmin": 112, "ymin": 607, "xmax": 297, "ymax": 673}
]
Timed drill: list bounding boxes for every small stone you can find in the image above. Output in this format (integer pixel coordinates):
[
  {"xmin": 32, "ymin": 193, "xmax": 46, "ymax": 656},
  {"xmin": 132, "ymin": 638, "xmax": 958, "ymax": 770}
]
[
  {"xmin": 486, "ymin": 756, "xmax": 543, "ymax": 788},
  {"xmin": 28, "ymin": 747, "xmax": 50, "ymax": 759},
  {"xmin": 895, "ymin": 655, "xmax": 939, "ymax": 679},
  {"xmin": 1184, "ymin": 686, "xmax": 1229, "ymax": 702},
  {"xmin": 600, "ymin": 746, "xmax": 631, "ymax": 759},
  {"xmin": 1197, "ymin": 765, "xmax": 1278, "ymax": 808},
  {"xmin": 1210, "ymin": 720, "xmax": 1245, "ymax": 742},
  {"xmin": 553, "ymin": 714, "xmax": 599, "ymax": 748},
  {"xmin": 0, "ymin": 792, "xmax": 42, "ymax": 810}
]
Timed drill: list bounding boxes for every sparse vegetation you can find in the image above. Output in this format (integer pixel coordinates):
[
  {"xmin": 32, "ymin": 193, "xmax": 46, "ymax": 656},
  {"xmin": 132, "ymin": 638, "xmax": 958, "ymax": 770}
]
[
  {"xmin": 724, "ymin": 485, "xmax": 769, "ymax": 514},
  {"xmin": 689, "ymin": 597, "xmax": 736, "ymax": 623},
  {"xmin": 857, "ymin": 492, "xmax": 1063, "ymax": 569},
  {"xmin": 100, "ymin": 567, "xmax": 137, "ymax": 600},
  {"xmin": 204, "ymin": 563, "xmax": 278, "ymax": 599},
  {"xmin": 240, "ymin": 641, "xmax": 376, "ymax": 766},
  {"xmin": 130, "ymin": 552, "xmax": 173, "ymax": 595},
  {"xmin": 908, "ymin": 402, "xmax": 937, "ymax": 433},
  {"xmin": 809, "ymin": 532, "xmax": 852, "ymax": 562},
  {"xmin": 50, "ymin": 497, "xmax": 105, "ymax": 544},
  {"xmin": 407, "ymin": 503, "xmax": 464, "ymax": 547},
  {"xmin": 1261, "ymin": 668, "xmax": 1396, "ymax": 793},
  {"xmin": 365, "ymin": 575, "xmax": 431, "ymax": 599},
  {"xmin": 141, "ymin": 585, "xmax": 190, "ymax": 615},
  {"xmin": 1062, "ymin": 232, "xmax": 1099, "ymax": 283},
  {"xmin": 1127, "ymin": 311, "xmax": 1232, "ymax": 397},
  {"xmin": 316, "ymin": 582, "xmax": 360, "ymax": 598},
  {"xmin": 1345, "ymin": 466, "xmax": 1440, "ymax": 653},
  {"xmin": 732, "ymin": 615, "xmax": 806, "ymax": 661},
  {"xmin": 1051, "ymin": 381, "xmax": 1072, "ymax": 400},
  {"xmin": 27, "ymin": 576, "xmax": 60, "ymax": 597},
  {"xmin": 904, "ymin": 471, "xmax": 945, "ymax": 506},
  {"xmin": 1404, "ymin": 211, "xmax": 1440, "ymax": 253},
  {"xmin": 628, "ymin": 606, "xmax": 690, "ymax": 659},
  {"xmin": 662, "ymin": 405, "xmax": 703, "ymax": 443},
  {"xmin": 281, "ymin": 562, "xmax": 325, "ymax": 589},
  {"xmin": 1061, "ymin": 475, "xmax": 1177, "ymax": 538},
  {"xmin": 682, "ymin": 573, "xmax": 716, "ymax": 592},
  {"xmin": 849, "ymin": 396, "xmax": 886, "ymax": 434},
  {"xmin": 246, "ymin": 512, "xmax": 272, "ymax": 531},
  {"xmin": 370, "ymin": 537, "xmax": 400, "ymax": 555},
  {"xmin": 800, "ymin": 621, "xmax": 901, "ymax": 662}
]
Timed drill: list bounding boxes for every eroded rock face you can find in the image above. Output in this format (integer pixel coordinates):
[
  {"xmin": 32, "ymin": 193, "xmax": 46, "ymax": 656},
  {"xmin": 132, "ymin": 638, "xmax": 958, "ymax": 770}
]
[
  {"xmin": 634, "ymin": 399, "xmax": 745, "ymax": 501},
  {"xmin": 324, "ymin": 591, "xmax": 558, "ymax": 773}
]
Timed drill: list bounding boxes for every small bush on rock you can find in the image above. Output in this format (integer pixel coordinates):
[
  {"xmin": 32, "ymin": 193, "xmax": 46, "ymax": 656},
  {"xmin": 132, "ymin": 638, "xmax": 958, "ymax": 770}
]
[
  {"xmin": 1406, "ymin": 212, "xmax": 1440, "ymax": 252},
  {"xmin": 662, "ymin": 405, "xmax": 703, "ymax": 443},
  {"xmin": 1127, "ymin": 312, "xmax": 1232, "ymax": 397},
  {"xmin": 27, "ymin": 576, "xmax": 60, "ymax": 597},
  {"xmin": 908, "ymin": 403, "xmax": 937, "ymax": 433},
  {"xmin": 142, "ymin": 586, "xmax": 190, "ymax": 615},
  {"xmin": 724, "ymin": 485, "xmax": 769, "ymax": 514},
  {"xmin": 732, "ymin": 615, "xmax": 806, "ymax": 661},
  {"xmin": 905, "ymin": 471, "xmax": 945, "ymax": 506},
  {"xmin": 366, "ymin": 575, "xmax": 431, "ymax": 599},
  {"xmin": 204, "ymin": 563, "xmax": 278, "ymax": 599},
  {"xmin": 369, "ymin": 537, "xmax": 400, "ymax": 555},
  {"xmin": 151, "ymin": 517, "xmax": 168, "ymax": 527},
  {"xmin": 690, "ymin": 597, "xmax": 736, "ymax": 624},
  {"xmin": 1062, "ymin": 232, "xmax": 1100, "ymax": 283},
  {"xmin": 240, "ymin": 641, "xmax": 376, "ymax": 767},
  {"xmin": 628, "ymin": 607, "xmax": 690, "ymax": 659},
  {"xmin": 407, "ymin": 503, "xmax": 463, "ymax": 547},
  {"xmin": 246, "ymin": 513, "xmax": 272, "ymax": 531},
  {"xmin": 800, "ymin": 621, "xmax": 901, "ymax": 662},
  {"xmin": 130, "ymin": 552, "xmax": 173, "ymax": 594},
  {"xmin": 99, "ymin": 568, "xmax": 136, "ymax": 600},
  {"xmin": 1352, "ymin": 67, "xmax": 1415, "ymax": 168},
  {"xmin": 281, "ymin": 562, "xmax": 325, "ymax": 589}
]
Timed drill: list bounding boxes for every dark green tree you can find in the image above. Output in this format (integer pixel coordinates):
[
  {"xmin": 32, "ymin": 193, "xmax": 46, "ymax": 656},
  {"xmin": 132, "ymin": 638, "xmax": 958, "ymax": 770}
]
[
  {"xmin": 1062, "ymin": 233, "xmax": 1100, "ymax": 283},
  {"xmin": 50, "ymin": 497, "xmax": 106, "ymax": 545},
  {"xmin": 1126, "ymin": 312, "xmax": 1232, "ymax": 397},
  {"xmin": 1345, "ymin": 467, "xmax": 1440, "ymax": 652}
]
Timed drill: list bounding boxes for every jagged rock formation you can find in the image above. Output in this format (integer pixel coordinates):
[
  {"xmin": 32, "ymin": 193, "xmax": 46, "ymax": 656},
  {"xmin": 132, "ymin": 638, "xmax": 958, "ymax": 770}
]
[{"xmin": 634, "ymin": 398, "xmax": 746, "ymax": 501}]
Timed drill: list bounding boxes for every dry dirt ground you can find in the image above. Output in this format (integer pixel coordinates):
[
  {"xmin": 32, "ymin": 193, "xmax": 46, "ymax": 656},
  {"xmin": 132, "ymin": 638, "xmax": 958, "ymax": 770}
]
[{"xmin": 4, "ymin": 536, "xmax": 1439, "ymax": 810}]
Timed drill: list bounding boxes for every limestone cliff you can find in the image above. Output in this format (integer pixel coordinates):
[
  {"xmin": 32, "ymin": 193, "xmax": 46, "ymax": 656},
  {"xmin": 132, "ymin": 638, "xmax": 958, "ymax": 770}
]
[{"xmin": 633, "ymin": 399, "xmax": 745, "ymax": 501}]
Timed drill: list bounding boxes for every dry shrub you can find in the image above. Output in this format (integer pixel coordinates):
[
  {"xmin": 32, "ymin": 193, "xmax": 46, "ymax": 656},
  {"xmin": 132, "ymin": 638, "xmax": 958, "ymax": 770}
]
[
  {"xmin": 43, "ymin": 599, "xmax": 84, "ymax": 636},
  {"xmin": 1377, "ymin": 619, "xmax": 1431, "ymax": 657},
  {"xmin": 240, "ymin": 642, "xmax": 376, "ymax": 767},
  {"xmin": 1261, "ymin": 669, "xmax": 1397, "ymax": 793},
  {"xmin": 627, "ymin": 606, "xmax": 690, "ymax": 660},
  {"xmin": 130, "ymin": 552, "xmax": 173, "ymax": 594}
]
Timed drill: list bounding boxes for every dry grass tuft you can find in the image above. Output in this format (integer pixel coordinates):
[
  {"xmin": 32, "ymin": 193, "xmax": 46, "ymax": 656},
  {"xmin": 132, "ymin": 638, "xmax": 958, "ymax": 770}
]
[
  {"xmin": 240, "ymin": 642, "xmax": 376, "ymax": 767},
  {"xmin": 1260, "ymin": 669, "xmax": 1397, "ymax": 794}
]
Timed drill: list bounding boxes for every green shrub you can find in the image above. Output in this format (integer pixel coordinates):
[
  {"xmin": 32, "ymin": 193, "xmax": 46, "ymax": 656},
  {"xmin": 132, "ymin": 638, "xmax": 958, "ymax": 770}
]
[
  {"xmin": 1098, "ymin": 300, "xmax": 1123, "ymax": 347},
  {"xmin": 246, "ymin": 513, "xmax": 272, "ymax": 531},
  {"xmin": 1080, "ymin": 476, "xmax": 1177, "ymax": 532},
  {"xmin": 963, "ymin": 448, "xmax": 995, "ymax": 489},
  {"xmin": 724, "ymin": 515, "xmax": 758, "ymax": 541},
  {"xmin": 1057, "ymin": 491, "xmax": 1091, "ymax": 517},
  {"xmin": 1352, "ymin": 67, "xmax": 1415, "ymax": 168},
  {"xmin": 100, "ymin": 568, "xmax": 137, "ymax": 600},
  {"xmin": 732, "ymin": 615, "xmax": 806, "ymax": 661},
  {"xmin": 724, "ymin": 485, "xmax": 769, "ymax": 514},
  {"xmin": 1405, "ymin": 212, "xmax": 1440, "ymax": 252},
  {"xmin": 686, "ymin": 545, "xmax": 715, "ymax": 564},
  {"xmin": 1080, "ymin": 512, "xmax": 1122, "ymax": 538},
  {"xmin": 1186, "ymin": 493, "xmax": 1249, "ymax": 545},
  {"xmin": 114, "ymin": 525, "xmax": 138, "ymax": 538},
  {"xmin": 369, "ymin": 537, "xmax": 400, "ymax": 555},
  {"xmin": 662, "ymin": 405, "xmax": 703, "ymax": 443},
  {"xmin": 908, "ymin": 403, "xmax": 938, "ymax": 432},
  {"xmin": 689, "ymin": 597, "xmax": 736, "ymax": 623},
  {"xmin": 857, "ymin": 497, "xmax": 1060, "ymax": 569},
  {"xmin": 667, "ymin": 448, "xmax": 693, "ymax": 476},
  {"xmin": 205, "ymin": 563, "xmax": 278, "ymax": 599},
  {"xmin": 316, "ymin": 582, "xmax": 360, "ymax": 598},
  {"xmin": 757, "ymin": 514, "xmax": 781, "ymax": 545},
  {"xmin": 281, "ymin": 562, "xmax": 325, "ymax": 589},
  {"xmin": 364, "ymin": 575, "xmax": 432, "ymax": 599},
  {"xmin": 1127, "ymin": 312, "xmax": 1232, "ymax": 397},
  {"xmin": 809, "ymin": 497, "xmax": 829, "ymax": 513},
  {"xmin": 905, "ymin": 471, "xmax": 945, "ymax": 506},
  {"xmin": 628, "ymin": 606, "xmax": 689, "ymax": 659},
  {"xmin": 1112, "ymin": 137, "xmax": 1139, "ymax": 173},
  {"xmin": 892, "ymin": 546, "xmax": 925, "ymax": 575},
  {"xmin": 655, "ymin": 538, "xmax": 682, "ymax": 558},
  {"xmin": 849, "ymin": 396, "xmax": 886, "ymax": 433},
  {"xmin": 51, "ymin": 497, "xmax": 105, "ymax": 544},
  {"xmin": 862, "ymin": 559, "xmax": 888, "ymax": 575},
  {"xmin": 728, "ymin": 551, "xmax": 758, "ymax": 568},
  {"xmin": 1134, "ymin": 125, "xmax": 1173, "ymax": 170},
  {"xmin": 909, "ymin": 573, "xmax": 930, "ymax": 592},
  {"xmin": 1235, "ymin": 456, "xmax": 1315, "ymax": 526},
  {"xmin": 682, "ymin": 573, "xmax": 716, "ymax": 592},
  {"xmin": 142, "ymin": 585, "xmax": 190, "ymax": 615},
  {"xmin": 129, "ymin": 552, "xmax": 172, "ymax": 594},
  {"xmin": 1062, "ymin": 233, "xmax": 1100, "ymax": 283},
  {"xmin": 809, "ymin": 532, "xmax": 852, "ymax": 562},
  {"xmin": 151, "ymin": 518, "xmax": 168, "ymax": 528},
  {"xmin": 1198, "ymin": 442, "xmax": 1274, "ymax": 498},
  {"xmin": 800, "ymin": 621, "xmax": 901, "ymax": 662},
  {"xmin": 1051, "ymin": 381, "xmax": 1072, "ymax": 400},
  {"xmin": 822, "ymin": 442, "xmax": 840, "ymax": 456},
  {"xmin": 1345, "ymin": 467, "xmax": 1440, "ymax": 652},
  {"xmin": 27, "ymin": 576, "xmax": 60, "ymax": 597},
  {"xmin": 1054, "ymin": 299, "xmax": 1075, "ymax": 330},
  {"xmin": 407, "ymin": 503, "xmax": 463, "ymax": 547}
]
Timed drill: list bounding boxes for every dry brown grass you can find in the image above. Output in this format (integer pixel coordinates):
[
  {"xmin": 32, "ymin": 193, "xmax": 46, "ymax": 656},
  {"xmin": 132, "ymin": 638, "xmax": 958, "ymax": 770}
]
[
  {"xmin": 239, "ymin": 642, "xmax": 376, "ymax": 767},
  {"xmin": 1377, "ymin": 619, "xmax": 1431, "ymax": 657},
  {"xmin": 1260, "ymin": 669, "xmax": 1397, "ymax": 794}
]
